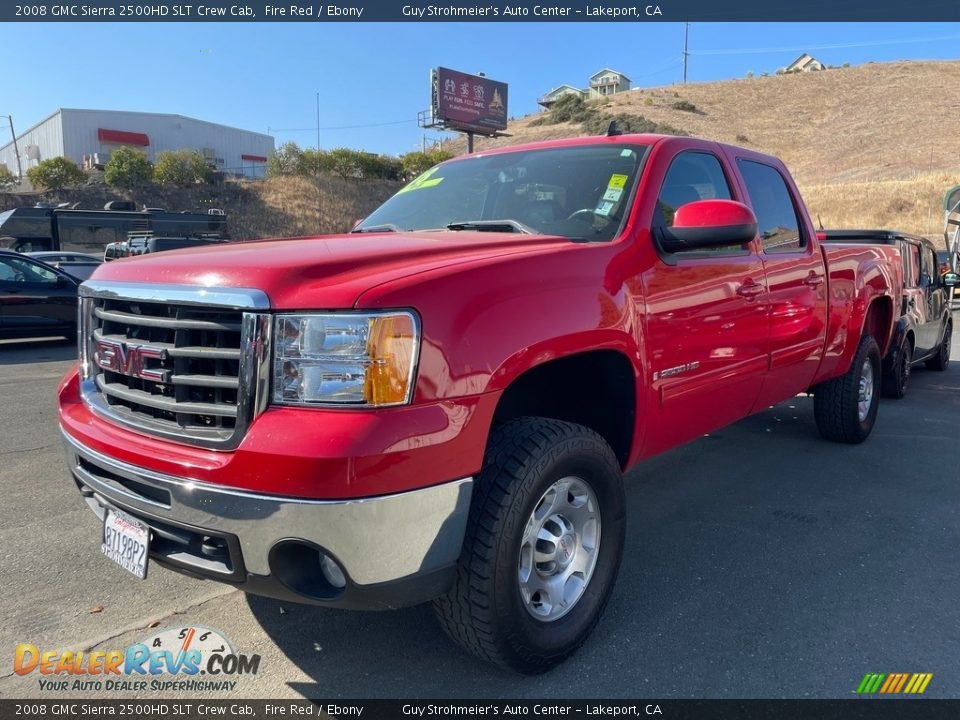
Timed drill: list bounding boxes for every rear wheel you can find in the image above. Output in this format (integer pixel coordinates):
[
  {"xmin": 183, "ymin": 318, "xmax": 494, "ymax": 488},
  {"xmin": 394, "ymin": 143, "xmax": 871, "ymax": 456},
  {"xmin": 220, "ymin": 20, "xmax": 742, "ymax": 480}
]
[
  {"xmin": 925, "ymin": 321, "xmax": 952, "ymax": 371},
  {"xmin": 814, "ymin": 335, "xmax": 881, "ymax": 444},
  {"xmin": 882, "ymin": 336, "xmax": 911, "ymax": 399},
  {"xmin": 433, "ymin": 417, "xmax": 625, "ymax": 674}
]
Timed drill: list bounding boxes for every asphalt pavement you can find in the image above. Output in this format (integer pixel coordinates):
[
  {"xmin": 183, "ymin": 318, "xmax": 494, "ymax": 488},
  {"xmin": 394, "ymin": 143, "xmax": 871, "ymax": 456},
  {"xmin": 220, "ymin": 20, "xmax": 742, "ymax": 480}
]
[{"xmin": 1, "ymin": 322, "xmax": 958, "ymax": 700}]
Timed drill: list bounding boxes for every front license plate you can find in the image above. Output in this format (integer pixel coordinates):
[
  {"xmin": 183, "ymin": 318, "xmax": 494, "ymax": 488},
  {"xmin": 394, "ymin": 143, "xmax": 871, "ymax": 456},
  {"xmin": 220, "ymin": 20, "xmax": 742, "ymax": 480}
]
[{"xmin": 101, "ymin": 508, "xmax": 149, "ymax": 579}]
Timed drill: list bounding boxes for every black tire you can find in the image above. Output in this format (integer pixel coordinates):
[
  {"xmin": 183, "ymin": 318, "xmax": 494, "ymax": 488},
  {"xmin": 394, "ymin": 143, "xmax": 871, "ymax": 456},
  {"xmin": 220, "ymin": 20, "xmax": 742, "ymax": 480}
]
[
  {"xmin": 814, "ymin": 334, "xmax": 881, "ymax": 444},
  {"xmin": 433, "ymin": 417, "xmax": 626, "ymax": 674},
  {"xmin": 881, "ymin": 336, "xmax": 911, "ymax": 399},
  {"xmin": 925, "ymin": 321, "xmax": 952, "ymax": 371}
]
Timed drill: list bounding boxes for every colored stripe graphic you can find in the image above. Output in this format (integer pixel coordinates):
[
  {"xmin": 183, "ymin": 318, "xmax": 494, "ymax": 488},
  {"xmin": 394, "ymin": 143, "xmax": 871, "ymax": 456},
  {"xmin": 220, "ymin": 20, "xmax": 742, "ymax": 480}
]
[
  {"xmin": 856, "ymin": 672, "xmax": 932, "ymax": 694},
  {"xmin": 857, "ymin": 674, "xmax": 886, "ymax": 694}
]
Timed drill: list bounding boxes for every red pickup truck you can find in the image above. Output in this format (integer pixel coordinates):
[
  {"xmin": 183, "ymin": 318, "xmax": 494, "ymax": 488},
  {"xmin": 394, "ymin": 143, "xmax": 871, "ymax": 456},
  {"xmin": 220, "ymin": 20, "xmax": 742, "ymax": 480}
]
[{"xmin": 58, "ymin": 133, "xmax": 901, "ymax": 674}]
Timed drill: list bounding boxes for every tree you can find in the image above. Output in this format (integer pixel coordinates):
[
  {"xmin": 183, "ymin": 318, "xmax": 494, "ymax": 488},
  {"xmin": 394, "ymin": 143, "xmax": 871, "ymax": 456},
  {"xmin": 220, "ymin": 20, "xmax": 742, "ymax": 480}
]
[
  {"xmin": 0, "ymin": 165, "xmax": 16, "ymax": 189},
  {"xmin": 266, "ymin": 141, "xmax": 303, "ymax": 177},
  {"xmin": 298, "ymin": 148, "xmax": 336, "ymax": 176},
  {"xmin": 355, "ymin": 152, "xmax": 403, "ymax": 180},
  {"xmin": 104, "ymin": 146, "xmax": 153, "ymax": 188},
  {"xmin": 328, "ymin": 148, "xmax": 363, "ymax": 177},
  {"xmin": 153, "ymin": 149, "xmax": 210, "ymax": 186},
  {"xmin": 399, "ymin": 149, "xmax": 453, "ymax": 179},
  {"xmin": 26, "ymin": 156, "xmax": 86, "ymax": 190}
]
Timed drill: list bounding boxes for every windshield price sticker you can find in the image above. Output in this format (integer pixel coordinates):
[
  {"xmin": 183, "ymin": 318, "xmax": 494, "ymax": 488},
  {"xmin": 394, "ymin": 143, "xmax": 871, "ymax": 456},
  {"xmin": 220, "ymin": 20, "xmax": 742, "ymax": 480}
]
[
  {"xmin": 397, "ymin": 167, "xmax": 444, "ymax": 194},
  {"xmin": 607, "ymin": 174, "xmax": 629, "ymax": 189}
]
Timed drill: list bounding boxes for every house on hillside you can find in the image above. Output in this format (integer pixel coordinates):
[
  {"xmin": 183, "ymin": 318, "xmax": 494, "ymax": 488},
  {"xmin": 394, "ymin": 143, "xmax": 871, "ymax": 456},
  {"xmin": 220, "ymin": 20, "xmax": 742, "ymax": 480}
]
[
  {"xmin": 537, "ymin": 85, "xmax": 588, "ymax": 109},
  {"xmin": 588, "ymin": 69, "xmax": 631, "ymax": 97},
  {"xmin": 785, "ymin": 53, "xmax": 825, "ymax": 73},
  {"xmin": 537, "ymin": 69, "xmax": 633, "ymax": 109}
]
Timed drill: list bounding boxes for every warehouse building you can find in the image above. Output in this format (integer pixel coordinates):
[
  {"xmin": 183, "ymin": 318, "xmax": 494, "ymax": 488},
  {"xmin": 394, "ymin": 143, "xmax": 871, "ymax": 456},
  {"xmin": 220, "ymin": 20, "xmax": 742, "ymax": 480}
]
[{"xmin": 0, "ymin": 108, "xmax": 275, "ymax": 179}]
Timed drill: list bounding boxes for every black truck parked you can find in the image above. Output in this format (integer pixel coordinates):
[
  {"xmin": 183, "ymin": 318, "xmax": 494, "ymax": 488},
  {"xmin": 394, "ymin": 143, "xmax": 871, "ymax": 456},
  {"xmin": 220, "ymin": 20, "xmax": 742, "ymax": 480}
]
[
  {"xmin": 0, "ymin": 203, "xmax": 228, "ymax": 256},
  {"xmin": 822, "ymin": 229, "xmax": 954, "ymax": 398}
]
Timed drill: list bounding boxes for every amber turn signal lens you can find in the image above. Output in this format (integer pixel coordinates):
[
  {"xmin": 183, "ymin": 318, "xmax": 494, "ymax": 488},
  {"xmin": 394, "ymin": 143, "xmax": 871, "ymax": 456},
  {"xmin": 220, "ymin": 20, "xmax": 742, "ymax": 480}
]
[{"xmin": 365, "ymin": 314, "xmax": 417, "ymax": 405}]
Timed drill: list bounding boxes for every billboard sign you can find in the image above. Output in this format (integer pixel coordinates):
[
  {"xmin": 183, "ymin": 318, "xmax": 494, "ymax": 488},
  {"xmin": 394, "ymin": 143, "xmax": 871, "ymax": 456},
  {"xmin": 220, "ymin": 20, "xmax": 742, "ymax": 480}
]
[{"xmin": 432, "ymin": 67, "xmax": 508, "ymax": 134}]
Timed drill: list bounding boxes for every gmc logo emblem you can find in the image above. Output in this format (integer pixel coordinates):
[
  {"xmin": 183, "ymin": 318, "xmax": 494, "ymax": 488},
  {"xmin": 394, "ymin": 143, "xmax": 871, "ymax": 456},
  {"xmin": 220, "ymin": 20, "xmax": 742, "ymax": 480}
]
[{"xmin": 94, "ymin": 339, "xmax": 168, "ymax": 382}]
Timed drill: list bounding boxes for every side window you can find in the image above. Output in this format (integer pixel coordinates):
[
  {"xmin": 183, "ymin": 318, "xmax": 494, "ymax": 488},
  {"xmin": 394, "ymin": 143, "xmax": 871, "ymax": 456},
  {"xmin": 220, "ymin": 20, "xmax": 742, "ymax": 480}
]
[
  {"xmin": 2, "ymin": 257, "xmax": 58, "ymax": 284},
  {"xmin": 655, "ymin": 151, "xmax": 743, "ymax": 255},
  {"xmin": 919, "ymin": 246, "xmax": 936, "ymax": 287},
  {"xmin": 657, "ymin": 152, "xmax": 732, "ymax": 227},
  {"xmin": 905, "ymin": 244, "xmax": 920, "ymax": 287},
  {"xmin": 0, "ymin": 259, "xmax": 15, "ymax": 282},
  {"xmin": 737, "ymin": 159, "xmax": 806, "ymax": 253}
]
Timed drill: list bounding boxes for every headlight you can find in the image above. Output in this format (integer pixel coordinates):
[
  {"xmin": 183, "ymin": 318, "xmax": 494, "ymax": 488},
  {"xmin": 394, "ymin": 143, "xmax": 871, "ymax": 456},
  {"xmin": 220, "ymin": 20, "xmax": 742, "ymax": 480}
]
[{"xmin": 273, "ymin": 311, "xmax": 420, "ymax": 407}]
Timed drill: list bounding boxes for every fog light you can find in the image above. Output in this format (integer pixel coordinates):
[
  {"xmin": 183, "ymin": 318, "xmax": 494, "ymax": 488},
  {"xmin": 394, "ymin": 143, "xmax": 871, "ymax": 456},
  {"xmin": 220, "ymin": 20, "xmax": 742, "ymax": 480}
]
[{"xmin": 320, "ymin": 554, "xmax": 347, "ymax": 589}]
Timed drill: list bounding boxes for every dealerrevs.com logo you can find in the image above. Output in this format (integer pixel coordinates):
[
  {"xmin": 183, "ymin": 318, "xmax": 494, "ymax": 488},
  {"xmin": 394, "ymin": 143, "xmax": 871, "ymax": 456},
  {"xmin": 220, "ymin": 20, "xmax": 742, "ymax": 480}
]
[{"xmin": 14, "ymin": 626, "xmax": 260, "ymax": 692}]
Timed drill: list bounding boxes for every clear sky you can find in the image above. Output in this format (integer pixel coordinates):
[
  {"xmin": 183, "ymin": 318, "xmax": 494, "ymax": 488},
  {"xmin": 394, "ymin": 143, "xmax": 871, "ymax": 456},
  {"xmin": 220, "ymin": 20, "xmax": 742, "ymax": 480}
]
[{"xmin": 2, "ymin": 22, "xmax": 959, "ymax": 155}]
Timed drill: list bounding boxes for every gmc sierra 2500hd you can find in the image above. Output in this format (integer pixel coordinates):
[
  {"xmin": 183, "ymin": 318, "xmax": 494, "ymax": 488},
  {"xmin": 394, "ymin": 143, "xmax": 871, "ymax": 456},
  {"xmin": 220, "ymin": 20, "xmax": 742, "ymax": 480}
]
[{"xmin": 59, "ymin": 133, "xmax": 901, "ymax": 673}]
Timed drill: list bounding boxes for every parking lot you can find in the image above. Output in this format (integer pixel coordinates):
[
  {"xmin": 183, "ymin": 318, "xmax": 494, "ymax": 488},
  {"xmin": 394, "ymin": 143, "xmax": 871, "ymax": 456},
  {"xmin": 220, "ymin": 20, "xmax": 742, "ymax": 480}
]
[{"xmin": 1, "ymin": 321, "xmax": 958, "ymax": 699}]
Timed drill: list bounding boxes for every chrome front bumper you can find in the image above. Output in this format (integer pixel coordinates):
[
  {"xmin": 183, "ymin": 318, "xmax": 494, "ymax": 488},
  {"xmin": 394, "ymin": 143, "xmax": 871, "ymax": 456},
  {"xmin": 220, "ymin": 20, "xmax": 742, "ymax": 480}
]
[{"xmin": 63, "ymin": 431, "xmax": 473, "ymax": 608}]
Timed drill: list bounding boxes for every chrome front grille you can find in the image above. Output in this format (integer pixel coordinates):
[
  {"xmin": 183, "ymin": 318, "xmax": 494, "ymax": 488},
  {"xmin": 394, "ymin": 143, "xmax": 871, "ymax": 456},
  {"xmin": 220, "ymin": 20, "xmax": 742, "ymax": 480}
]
[{"xmin": 79, "ymin": 281, "xmax": 271, "ymax": 449}]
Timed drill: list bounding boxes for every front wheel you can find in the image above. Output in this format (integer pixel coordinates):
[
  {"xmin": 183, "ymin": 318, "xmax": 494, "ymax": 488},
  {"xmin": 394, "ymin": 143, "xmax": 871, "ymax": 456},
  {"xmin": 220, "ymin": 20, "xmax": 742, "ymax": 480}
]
[
  {"xmin": 814, "ymin": 334, "xmax": 881, "ymax": 444},
  {"xmin": 925, "ymin": 321, "xmax": 952, "ymax": 371},
  {"xmin": 433, "ymin": 417, "xmax": 625, "ymax": 674}
]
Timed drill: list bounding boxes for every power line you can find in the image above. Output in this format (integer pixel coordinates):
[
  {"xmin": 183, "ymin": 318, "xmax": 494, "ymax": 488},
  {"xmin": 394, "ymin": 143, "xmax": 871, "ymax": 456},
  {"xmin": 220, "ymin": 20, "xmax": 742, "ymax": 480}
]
[
  {"xmin": 693, "ymin": 32, "xmax": 960, "ymax": 56},
  {"xmin": 269, "ymin": 119, "xmax": 416, "ymax": 133}
]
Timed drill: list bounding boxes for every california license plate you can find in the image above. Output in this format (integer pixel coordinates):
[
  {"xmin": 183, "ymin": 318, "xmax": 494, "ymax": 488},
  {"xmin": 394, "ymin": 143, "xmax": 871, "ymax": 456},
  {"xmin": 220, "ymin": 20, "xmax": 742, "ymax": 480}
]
[{"xmin": 101, "ymin": 508, "xmax": 149, "ymax": 579}]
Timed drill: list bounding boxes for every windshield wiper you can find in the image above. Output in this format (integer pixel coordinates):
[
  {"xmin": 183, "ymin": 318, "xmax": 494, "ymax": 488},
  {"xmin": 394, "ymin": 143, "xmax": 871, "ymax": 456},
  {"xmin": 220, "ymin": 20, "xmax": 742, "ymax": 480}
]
[
  {"xmin": 351, "ymin": 223, "xmax": 403, "ymax": 234},
  {"xmin": 445, "ymin": 219, "xmax": 535, "ymax": 235}
]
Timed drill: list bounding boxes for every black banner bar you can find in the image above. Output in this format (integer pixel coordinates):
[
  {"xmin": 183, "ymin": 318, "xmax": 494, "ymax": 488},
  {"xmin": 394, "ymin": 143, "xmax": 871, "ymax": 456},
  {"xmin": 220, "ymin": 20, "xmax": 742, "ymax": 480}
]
[
  {"xmin": 3, "ymin": 700, "xmax": 960, "ymax": 720},
  {"xmin": 3, "ymin": 0, "xmax": 960, "ymax": 22}
]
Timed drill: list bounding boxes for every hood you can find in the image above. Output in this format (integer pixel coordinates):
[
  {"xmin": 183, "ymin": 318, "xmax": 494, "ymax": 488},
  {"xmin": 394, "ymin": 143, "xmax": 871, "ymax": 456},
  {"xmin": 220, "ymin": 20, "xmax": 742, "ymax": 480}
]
[{"xmin": 89, "ymin": 231, "xmax": 570, "ymax": 309}]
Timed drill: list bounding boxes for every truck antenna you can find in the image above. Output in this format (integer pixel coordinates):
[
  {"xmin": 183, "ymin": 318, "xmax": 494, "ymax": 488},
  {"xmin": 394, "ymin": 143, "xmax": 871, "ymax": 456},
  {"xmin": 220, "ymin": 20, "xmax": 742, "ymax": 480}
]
[
  {"xmin": 817, "ymin": 214, "xmax": 824, "ymax": 230},
  {"xmin": 606, "ymin": 120, "xmax": 623, "ymax": 137}
]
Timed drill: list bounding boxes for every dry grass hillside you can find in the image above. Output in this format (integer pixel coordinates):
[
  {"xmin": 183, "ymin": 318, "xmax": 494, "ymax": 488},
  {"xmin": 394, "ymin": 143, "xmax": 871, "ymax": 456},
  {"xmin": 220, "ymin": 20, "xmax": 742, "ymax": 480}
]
[
  {"xmin": 463, "ymin": 61, "xmax": 960, "ymax": 238},
  {"xmin": 0, "ymin": 175, "xmax": 402, "ymax": 240}
]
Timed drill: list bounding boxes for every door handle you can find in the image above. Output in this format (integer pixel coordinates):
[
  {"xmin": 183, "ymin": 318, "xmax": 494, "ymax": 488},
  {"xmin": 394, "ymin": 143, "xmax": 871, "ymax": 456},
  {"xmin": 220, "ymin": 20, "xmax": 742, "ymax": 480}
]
[
  {"xmin": 736, "ymin": 281, "xmax": 765, "ymax": 299},
  {"xmin": 803, "ymin": 273, "xmax": 824, "ymax": 287}
]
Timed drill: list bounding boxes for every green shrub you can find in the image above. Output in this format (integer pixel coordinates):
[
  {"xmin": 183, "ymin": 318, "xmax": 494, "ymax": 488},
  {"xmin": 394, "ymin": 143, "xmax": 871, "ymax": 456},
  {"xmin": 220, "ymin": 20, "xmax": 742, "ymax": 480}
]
[
  {"xmin": 399, "ymin": 149, "xmax": 453, "ymax": 179},
  {"xmin": 0, "ymin": 165, "xmax": 16, "ymax": 188},
  {"xmin": 153, "ymin": 150, "xmax": 210, "ymax": 186},
  {"xmin": 671, "ymin": 100, "xmax": 699, "ymax": 113},
  {"xmin": 530, "ymin": 94, "xmax": 595, "ymax": 126},
  {"xmin": 581, "ymin": 112, "xmax": 687, "ymax": 137},
  {"xmin": 267, "ymin": 141, "xmax": 304, "ymax": 177},
  {"xmin": 26, "ymin": 157, "xmax": 86, "ymax": 190},
  {"xmin": 104, "ymin": 147, "xmax": 153, "ymax": 188}
]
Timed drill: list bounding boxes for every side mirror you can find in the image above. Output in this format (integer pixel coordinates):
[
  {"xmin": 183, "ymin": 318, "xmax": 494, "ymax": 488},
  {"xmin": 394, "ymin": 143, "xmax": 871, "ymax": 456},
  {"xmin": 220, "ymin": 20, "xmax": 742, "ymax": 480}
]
[
  {"xmin": 55, "ymin": 275, "xmax": 75, "ymax": 288},
  {"xmin": 942, "ymin": 271, "xmax": 960, "ymax": 289},
  {"xmin": 660, "ymin": 199, "xmax": 758, "ymax": 252}
]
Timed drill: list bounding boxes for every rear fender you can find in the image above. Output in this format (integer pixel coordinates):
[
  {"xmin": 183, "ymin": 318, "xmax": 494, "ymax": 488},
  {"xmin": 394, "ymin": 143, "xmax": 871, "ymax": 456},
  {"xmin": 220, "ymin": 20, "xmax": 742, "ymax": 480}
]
[{"xmin": 815, "ymin": 249, "xmax": 899, "ymax": 383}]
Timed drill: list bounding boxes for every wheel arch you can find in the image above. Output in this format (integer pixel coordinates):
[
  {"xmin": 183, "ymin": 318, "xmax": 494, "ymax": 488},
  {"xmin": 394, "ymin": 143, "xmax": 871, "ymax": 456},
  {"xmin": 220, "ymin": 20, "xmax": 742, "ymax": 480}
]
[{"xmin": 491, "ymin": 349, "xmax": 637, "ymax": 469}]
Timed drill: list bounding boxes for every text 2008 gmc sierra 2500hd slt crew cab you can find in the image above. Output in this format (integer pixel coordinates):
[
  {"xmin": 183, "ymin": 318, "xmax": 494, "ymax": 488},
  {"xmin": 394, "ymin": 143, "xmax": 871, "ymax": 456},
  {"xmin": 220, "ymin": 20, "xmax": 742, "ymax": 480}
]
[{"xmin": 58, "ymin": 133, "xmax": 902, "ymax": 673}]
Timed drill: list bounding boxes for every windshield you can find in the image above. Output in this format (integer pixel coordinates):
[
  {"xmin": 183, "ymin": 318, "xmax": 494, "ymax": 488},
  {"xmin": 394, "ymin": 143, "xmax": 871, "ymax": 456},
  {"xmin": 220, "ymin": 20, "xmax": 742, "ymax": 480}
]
[{"xmin": 356, "ymin": 144, "xmax": 649, "ymax": 242}]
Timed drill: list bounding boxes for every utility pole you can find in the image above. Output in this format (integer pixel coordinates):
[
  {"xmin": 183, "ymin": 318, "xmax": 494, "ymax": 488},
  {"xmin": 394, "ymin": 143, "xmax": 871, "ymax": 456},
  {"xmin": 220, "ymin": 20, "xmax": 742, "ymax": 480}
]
[
  {"xmin": 682, "ymin": 22, "xmax": 690, "ymax": 84},
  {"xmin": 2, "ymin": 115, "xmax": 22, "ymax": 181},
  {"xmin": 316, "ymin": 92, "xmax": 323, "ymax": 232}
]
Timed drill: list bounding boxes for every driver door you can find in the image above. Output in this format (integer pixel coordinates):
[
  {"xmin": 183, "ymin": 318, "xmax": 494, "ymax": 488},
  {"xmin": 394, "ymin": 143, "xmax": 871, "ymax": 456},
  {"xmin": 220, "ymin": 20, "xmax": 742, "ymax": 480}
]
[
  {"xmin": 640, "ymin": 149, "xmax": 769, "ymax": 455},
  {"xmin": 0, "ymin": 255, "xmax": 77, "ymax": 332}
]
